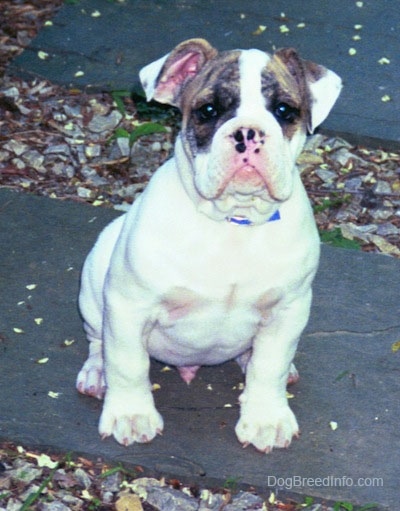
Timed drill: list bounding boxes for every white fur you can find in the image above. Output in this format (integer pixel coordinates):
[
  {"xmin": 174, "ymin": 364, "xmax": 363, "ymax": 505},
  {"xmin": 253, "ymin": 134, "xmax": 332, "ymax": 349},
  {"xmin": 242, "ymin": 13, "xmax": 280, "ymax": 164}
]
[{"xmin": 76, "ymin": 42, "xmax": 341, "ymax": 452}]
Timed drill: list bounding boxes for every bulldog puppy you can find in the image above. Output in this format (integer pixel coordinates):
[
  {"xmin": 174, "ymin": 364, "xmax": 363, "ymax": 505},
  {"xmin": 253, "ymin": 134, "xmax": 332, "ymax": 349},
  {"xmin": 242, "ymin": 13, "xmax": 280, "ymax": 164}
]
[{"xmin": 76, "ymin": 39, "xmax": 341, "ymax": 452}]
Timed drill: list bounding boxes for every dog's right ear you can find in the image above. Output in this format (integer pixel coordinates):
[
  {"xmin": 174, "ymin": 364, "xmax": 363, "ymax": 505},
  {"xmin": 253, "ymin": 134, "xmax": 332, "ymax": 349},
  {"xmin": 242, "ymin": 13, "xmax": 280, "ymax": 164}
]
[{"xmin": 139, "ymin": 38, "xmax": 217, "ymax": 108}]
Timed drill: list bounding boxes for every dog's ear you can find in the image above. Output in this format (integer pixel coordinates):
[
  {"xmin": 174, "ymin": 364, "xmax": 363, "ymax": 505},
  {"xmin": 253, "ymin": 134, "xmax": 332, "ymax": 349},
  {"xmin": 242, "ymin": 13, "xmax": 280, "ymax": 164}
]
[
  {"xmin": 303, "ymin": 59, "xmax": 342, "ymax": 134},
  {"xmin": 273, "ymin": 48, "xmax": 342, "ymax": 134},
  {"xmin": 139, "ymin": 38, "xmax": 217, "ymax": 108}
]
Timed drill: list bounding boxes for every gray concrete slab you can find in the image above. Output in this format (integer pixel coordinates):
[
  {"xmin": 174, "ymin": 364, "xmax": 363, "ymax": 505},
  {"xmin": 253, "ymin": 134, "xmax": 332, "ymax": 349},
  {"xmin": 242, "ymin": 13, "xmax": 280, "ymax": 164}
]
[
  {"xmin": 0, "ymin": 188, "xmax": 399, "ymax": 509},
  {"xmin": 7, "ymin": 0, "xmax": 400, "ymax": 149}
]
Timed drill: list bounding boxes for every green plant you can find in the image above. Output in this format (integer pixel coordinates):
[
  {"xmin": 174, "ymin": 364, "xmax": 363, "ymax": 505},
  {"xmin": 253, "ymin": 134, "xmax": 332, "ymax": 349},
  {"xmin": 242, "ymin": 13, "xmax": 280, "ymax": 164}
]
[
  {"xmin": 319, "ymin": 228, "xmax": 361, "ymax": 250},
  {"xmin": 111, "ymin": 123, "xmax": 167, "ymax": 148}
]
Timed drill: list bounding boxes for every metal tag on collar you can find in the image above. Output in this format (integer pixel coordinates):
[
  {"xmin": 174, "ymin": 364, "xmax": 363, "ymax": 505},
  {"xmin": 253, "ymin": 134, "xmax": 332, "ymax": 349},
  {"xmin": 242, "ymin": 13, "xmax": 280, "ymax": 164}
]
[{"xmin": 227, "ymin": 210, "xmax": 280, "ymax": 226}]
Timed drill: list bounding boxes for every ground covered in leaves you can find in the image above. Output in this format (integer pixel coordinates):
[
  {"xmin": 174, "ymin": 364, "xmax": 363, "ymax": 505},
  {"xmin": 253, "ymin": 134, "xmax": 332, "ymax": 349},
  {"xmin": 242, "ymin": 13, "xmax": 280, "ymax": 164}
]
[{"xmin": 0, "ymin": 2, "xmax": 393, "ymax": 511}]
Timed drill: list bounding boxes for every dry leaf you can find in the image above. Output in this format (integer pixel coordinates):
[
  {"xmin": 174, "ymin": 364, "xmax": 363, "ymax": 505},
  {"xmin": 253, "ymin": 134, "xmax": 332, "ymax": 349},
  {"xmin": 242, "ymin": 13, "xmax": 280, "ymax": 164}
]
[
  {"xmin": 329, "ymin": 421, "xmax": 338, "ymax": 431},
  {"xmin": 391, "ymin": 341, "xmax": 400, "ymax": 353},
  {"xmin": 115, "ymin": 494, "xmax": 143, "ymax": 511}
]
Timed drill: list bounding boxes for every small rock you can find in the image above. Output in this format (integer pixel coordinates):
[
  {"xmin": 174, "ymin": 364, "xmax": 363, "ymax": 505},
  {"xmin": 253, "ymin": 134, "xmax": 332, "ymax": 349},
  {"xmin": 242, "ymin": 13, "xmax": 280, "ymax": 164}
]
[
  {"xmin": 88, "ymin": 110, "xmax": 122, "ymax": 133},
  {"xmin": 315, "ymin": 168, "xmax": 336, "ymax": 184},
  {"xmin": 344, "ymin": 177, "xmax": 363, "ymax": 192},
  {"xmin": 85, "ymin": 144, "xmax": 101, "ymax": 158},
  {"xmin": 101, "ymin": 471, "xmax": 123, "ymax": 493},
  {"xmin": 303, "ymin": 133, "xmax": 326, "ymax": 151},
  {"xmin": 3, "ymin": 86, "xmax": 19, "ymax": 98},
  {"xmin": 116, "ymin": 137, "xmax": 131, "ymax": 157},
  {"xmin": 224, "ymin": 491, "xmax": 264, "ymax": 510},
  {"xmin": 63, "ymin": 104, "xmax": 82, "ymax": 118},
  {"xmin": 22, "ymin": 150, "xmax": 45, "ymax": 171},
  {"xmin": 146, "ymin": 486, "xmax": 198, "ymax": 511},
  {"xmin": 9, "ymin": 460, "xmax": 42, "ymax": 484},
  {"xmin": 377, "ymin": 222, "xmax": 399, "ymax": 236},
  {"xmin": 44, "ymin": 144, "xmax": 71, "ymax": 157},
  {"xmin": 77, "ymin": 187, "xmax": 95, "ymax": 199},
  {"xmin": 38, "ymin": 501, "xmax": 71, "ymax": 511},
  {"xmin": 0, "ymin": 150, "xmax": 10, "ymax": 162},
  {"xmin": 11, "ymin": 158, "xmax": 26, "ymax": 170},
  {"xmin": 3, "ymin": 140, "xmax": 28, "ymax": 156},
  {"xmin": 81, "ymin": 167, "xmax": 108, "ymax": 186},
  {"xmin": 74, "ymin": 467, "xmax": 92, "ymax": 489},
  {"xmin": 373, "ymin": 180, "xmax": 392, "ymax": 195},
  {"xmin": 199, "ymin": 490, "xmax": 226, "ymax": 510},
  {"xmin": 370, "ymin": 208, "xmax": 393, "ymax": 221}
]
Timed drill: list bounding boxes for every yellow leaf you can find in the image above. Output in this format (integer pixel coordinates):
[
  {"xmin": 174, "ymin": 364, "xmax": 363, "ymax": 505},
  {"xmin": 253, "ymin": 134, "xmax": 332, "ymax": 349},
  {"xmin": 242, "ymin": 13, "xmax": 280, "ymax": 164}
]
[
  {"xmin": 38, "ymin": 51, "xmax": 49, "ymax": 60},
  {"xmin": 13, "ymin": 327, "xmax": 24, "ymax": 334},
  {"xmin": 391, "ymin": 341, "xmax": 400, "ymax": 353},
  {"xmin": 26, "ymin": 284, "xmax": 37, "ymax": 290},
  {"xmin": 34, "ymin": 318, "xmax": 43, "ymax": 325},
  {"xmin": 48, "ymin": 391, "xmax": 60, "ymax": 399},
  {"xmin": 329, "ymin": 421, "xmax": 338, "ymax": 431},
  {"xmin": 36, "ymin": 357, "xmax": 49, "ymax": 364},
  {"xmin": 115, "ymin": 494, "xmax": 143, "ymax": 511},
  {"xmin": 253, "ymin": 25, "xmax": 267, "ymax": 35}
]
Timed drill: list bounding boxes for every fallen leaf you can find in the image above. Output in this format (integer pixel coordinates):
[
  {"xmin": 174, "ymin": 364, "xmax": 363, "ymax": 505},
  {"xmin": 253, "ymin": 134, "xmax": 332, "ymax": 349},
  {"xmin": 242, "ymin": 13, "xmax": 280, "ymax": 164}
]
[
  {"xmin": 329, "ymin": 421, "xmax": 338, "ymax": 431},
  {"xmin": 91, "ymin": 10, "xmax": 101, "ymax": 17},
  {"xmin": 378, "ymin": 57, "xmax": 391, "ymax": 65},
  {"xmin": 48, "ymin": 391, "xmax": 60, "ymax": 399},
  {"xmin": 279, "ymin": 24, "xmax": 290, "ymax": 33},
  {"xmin": 36, "ymin": 357, "xmax": 49, "ymax": 364},
  {"xmin": 13, "ymin": 327, "xmax": 24, "ymax": 334},
  {"xmin": 152, "ymin": 383, "xmax": 161, "ymax": 391},
  {"xmin": 391, "ymin": 341, "xmax": 400, "ymax": 353},
  {"xmin": 26, "ymin": 284, "xmax": 37, "ymax": 290},
  {"xmin": 74, "ymin": 71, "xmax": 84, "ymax": 78},
  {"xmin": 253, "ymin": 25, "xmax": 267, "ymax": 35},
  {"xmin": 115, "ymin": 494, "xmax": 143, "ymax": 511},
  {"xmin": 381, "ymin": 94, "xmax": 392, "ymax": 102},
  {"xmin": 63, "ymin": 339, "xmax": 75, "ymax": 346},
  {"xmin": 26, "ymin": 452, "xmax": 58, "ymax": 469},
  {"xmin": 34, "ymin": 318, "xmax": 43, "ymax": 325},
  {"xmin": 348, "ymin": 48, "xmax": 357, "ymax": 56},
  {"xmin": 37, "ymin": 50, "xmax": 49, "ymax": 60}
]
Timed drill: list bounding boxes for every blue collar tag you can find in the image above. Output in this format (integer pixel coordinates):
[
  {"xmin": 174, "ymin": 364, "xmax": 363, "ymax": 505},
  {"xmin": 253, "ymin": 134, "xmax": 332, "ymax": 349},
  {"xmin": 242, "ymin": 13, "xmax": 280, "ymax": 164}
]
[{"xmin": 227, "ymin": 210, "xmax": 280, "ymax": 226}]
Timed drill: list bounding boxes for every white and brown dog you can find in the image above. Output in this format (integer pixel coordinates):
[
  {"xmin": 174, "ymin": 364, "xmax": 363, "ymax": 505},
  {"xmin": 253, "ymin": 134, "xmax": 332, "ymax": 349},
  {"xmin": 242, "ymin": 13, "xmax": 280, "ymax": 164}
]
[{"xmin": 76, "ymin": 39, "xmax": 341, "ymax": 452}]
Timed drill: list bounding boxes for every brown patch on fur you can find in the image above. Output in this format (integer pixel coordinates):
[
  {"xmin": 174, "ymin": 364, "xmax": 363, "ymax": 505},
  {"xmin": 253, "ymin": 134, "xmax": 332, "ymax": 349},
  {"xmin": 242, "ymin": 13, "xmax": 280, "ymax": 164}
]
[
  {"xmin": 265, "ymin": 48, "xmax": 312, "ymax": 138},
  {"xmin": 180, "ymin": 51, "xmax": 242, "ymax": 154},
  {"xmin": 255, "ymin": 289, "xmax": 282, "ymax": 320}
]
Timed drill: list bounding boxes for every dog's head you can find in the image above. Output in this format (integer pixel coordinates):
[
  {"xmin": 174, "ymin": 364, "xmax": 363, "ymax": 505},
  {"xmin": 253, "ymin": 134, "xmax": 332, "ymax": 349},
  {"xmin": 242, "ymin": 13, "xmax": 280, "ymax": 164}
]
[{"xmin": 140, "ymin": 39, "xmax": 341, "ymax": 224}]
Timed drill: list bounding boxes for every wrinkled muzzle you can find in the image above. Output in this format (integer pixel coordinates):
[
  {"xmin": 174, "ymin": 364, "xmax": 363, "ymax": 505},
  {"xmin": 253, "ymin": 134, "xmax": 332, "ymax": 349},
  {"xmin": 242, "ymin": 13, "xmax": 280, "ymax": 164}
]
[{"xmin": 193, "ymin": 117, "xmax": 297, "ymax": 205}]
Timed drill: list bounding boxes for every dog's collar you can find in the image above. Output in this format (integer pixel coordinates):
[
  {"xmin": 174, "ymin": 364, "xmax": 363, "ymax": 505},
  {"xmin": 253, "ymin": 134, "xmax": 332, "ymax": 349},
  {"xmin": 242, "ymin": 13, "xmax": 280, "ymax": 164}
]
[{"xmin": 226, "ymin": 209, "xmax": 281, "ymax": 226}]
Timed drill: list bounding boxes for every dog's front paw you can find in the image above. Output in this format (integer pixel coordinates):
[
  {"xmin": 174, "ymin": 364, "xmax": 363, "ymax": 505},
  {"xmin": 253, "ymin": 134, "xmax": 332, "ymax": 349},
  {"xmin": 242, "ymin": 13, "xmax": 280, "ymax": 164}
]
[
  {"xmin": 76, "ymin": 353, "xmax": 105, "ymax": 400},
  {"xmin": 99, "ymin": 393, "xmax": 164, "ymax": 446},
  {"xmin": 235, "ymin": 404, "xmax": 299, "ymax": 453}
]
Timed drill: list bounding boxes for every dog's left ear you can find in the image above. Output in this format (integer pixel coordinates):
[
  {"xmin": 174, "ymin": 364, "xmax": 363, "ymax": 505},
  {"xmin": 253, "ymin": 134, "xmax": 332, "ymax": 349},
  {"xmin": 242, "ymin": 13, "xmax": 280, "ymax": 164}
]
[
  {"xmin": 139, "ymin": 38, "xmax": 217, "ymax": 108},
  {"xmin": 303, "ymin": 59, "xmax": 342, "ymax": 134}
]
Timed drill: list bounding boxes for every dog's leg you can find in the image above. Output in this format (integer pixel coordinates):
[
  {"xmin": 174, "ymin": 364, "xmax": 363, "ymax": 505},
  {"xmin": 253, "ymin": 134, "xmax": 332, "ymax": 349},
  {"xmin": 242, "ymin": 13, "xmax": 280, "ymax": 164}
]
[
  {"xmin": 98, "ymin": 296, "xmax": 164, "ymax": 446},
  {"xmin": 236, "ymin": 351, "xmax": 299, "ymax": 386},
  {"xmin": 235, "ymin": 291, "xmax": 311, "ymax": 453}
]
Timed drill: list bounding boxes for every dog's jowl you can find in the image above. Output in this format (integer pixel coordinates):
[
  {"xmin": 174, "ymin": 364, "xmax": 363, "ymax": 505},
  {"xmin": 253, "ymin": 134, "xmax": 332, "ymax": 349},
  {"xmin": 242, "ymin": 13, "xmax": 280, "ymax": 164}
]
[{"xmin": 76, "ymin": 39, "xmax": 341, "ymax": 452}]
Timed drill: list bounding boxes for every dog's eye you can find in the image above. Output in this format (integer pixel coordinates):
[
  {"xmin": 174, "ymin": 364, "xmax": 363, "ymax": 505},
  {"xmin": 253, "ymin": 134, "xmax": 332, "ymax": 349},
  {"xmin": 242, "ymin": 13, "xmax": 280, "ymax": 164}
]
[
  {"xmin": 196, "ymin": 103, "xmax": 219, "ymax": 122},
  {"xmin": 273, "ymin": 103, "xmax": 300, "ymax": 123}
]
